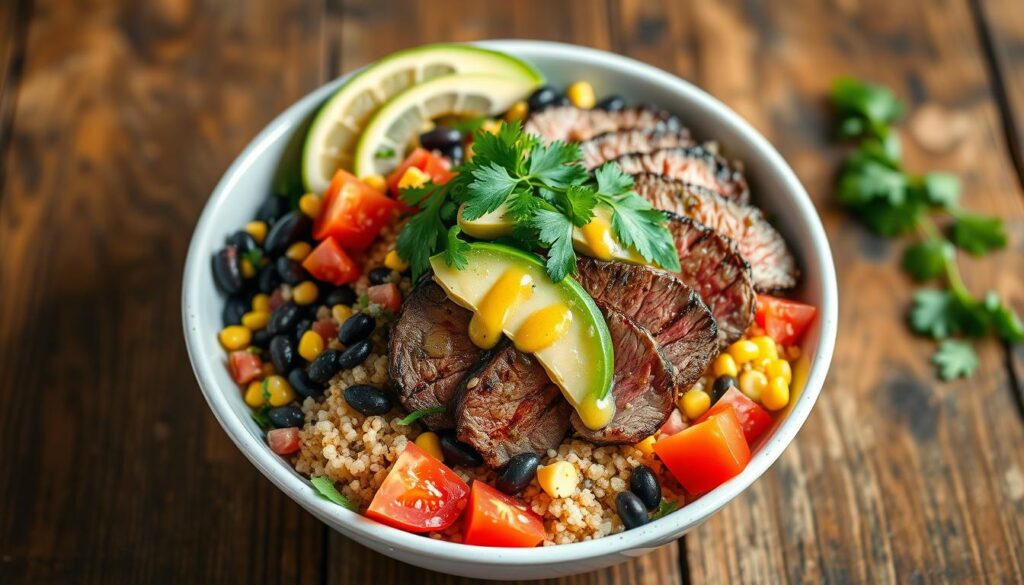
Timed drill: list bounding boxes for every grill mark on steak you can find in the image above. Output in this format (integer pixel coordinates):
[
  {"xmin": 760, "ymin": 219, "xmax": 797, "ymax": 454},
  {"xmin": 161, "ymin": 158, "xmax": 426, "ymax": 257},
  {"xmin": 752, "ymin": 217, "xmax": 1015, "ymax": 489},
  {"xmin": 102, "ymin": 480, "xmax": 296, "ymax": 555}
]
[
  {"xmin": 571, "ymin": 303, "xmax": 676, "ymax": 444},
  {"xmin": 455, "ymin": 342, "xmax": 572, "ymax": 468},
  {"xmin": 523, "ymin": 105, "xmax": 683, "ymax": 143},
  {"xmin": 612, "ymin": 147, "xmax": 750, "ymax": 204},
  {"xmin": 634, "ymin": 173, "xmax": 798, "ymax": 291},
  {"xmin": 579, "ymin": 128, "xmax": 694, "ymax": 170}
]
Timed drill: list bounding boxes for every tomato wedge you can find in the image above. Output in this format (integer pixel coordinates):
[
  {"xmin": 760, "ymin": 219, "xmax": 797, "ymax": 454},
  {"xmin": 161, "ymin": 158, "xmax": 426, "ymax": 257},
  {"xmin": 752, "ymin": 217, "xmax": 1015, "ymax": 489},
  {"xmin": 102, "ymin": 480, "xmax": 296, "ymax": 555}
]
[
  {"xmin": 367, "ymin": 283, "xmax": 402, "ymax": 312},
  {"xmin": 695, "ymin": 387, "xmax": 774, "ymax": 444},
  {"xmin": 386, "ymin": 148, "xmax": 455, "ymax": 199},
  {"xmin": 755, "ymin": 295, "xmax": 817, "ymax": 345},
  {"xmin": 463, "ymin": 481, "xmax": 546, "ymax": 547},
  {"xmin": 366, "ymin": 443, "xmax": 469, "ymax": 533},
  {"xmin": 654, "ymin": 408, "xmax": 751, "ymax": 495},
  {"xmin": 313, "ymin": 170, "xmax": 401, "ymax": 253},
  {"xmin": 302, "ymin": 237, "xmax": 360, "ymax": 286},
  {"xmin": 228, "ymin": 350, "xmax": 263, "ymax": 385}
]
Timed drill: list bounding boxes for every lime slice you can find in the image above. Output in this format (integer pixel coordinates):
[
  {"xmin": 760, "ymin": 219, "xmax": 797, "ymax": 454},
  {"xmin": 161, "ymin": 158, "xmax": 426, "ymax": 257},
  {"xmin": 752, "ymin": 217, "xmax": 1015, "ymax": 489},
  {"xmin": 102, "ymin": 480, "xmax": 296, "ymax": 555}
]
[
  {"xmin": 301, "ymin": 44, "xmax": 542, "ymax": 193},
  {"xmin": 354, "ymin": 73, "xmax": 540, "ymax": 177}
]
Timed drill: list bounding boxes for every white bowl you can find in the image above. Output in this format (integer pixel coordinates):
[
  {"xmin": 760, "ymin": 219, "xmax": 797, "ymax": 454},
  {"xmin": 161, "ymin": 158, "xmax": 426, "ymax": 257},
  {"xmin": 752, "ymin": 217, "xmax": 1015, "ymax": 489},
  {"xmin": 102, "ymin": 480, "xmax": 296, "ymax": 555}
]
[{"xmin": 182, "ymin": 40, "xmax": 838, "ymax": 580}]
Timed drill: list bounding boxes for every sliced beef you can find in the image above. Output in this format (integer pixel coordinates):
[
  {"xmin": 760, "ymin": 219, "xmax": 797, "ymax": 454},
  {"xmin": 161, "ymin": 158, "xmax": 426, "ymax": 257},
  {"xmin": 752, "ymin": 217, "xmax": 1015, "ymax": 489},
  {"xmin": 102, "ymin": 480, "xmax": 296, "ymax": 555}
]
[
  {"xmin": 455, "ymin": 343, "xmax": 572, "ymax": 468},
  {"xmin": 579, "ymin": 128, "xmax": 694, "ymax": 170},
  {"xmin": 523, "ymin": 105, "xmax": 683, "ymax": 143},
  {"xmin": 576, "ymin": 258, "xmax": 718, "ymax": 383},
  {"xmin": 634, "ymin": 173, "xmax": 798, "ymax": 291},
  {"xmin": 612, "ymin": 147, "xmax": 750, "ymax": 204},
  {"xmin": 570, "ymin": 303, "xmax": 676, "ymax": 444},
  {"xmin": 388, "ymin": 281, "xmax": 486, "ymax": 430}
]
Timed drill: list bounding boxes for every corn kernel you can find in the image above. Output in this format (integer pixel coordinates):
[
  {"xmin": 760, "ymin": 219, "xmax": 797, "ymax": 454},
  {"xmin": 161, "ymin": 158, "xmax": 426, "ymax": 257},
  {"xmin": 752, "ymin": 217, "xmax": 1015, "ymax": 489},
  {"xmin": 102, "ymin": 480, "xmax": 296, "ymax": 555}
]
[
  {"xmin": 240, "ymin": 258, "xmax": 256, "ymax": 278},
  {"xmin": 728, "ymin": 340, "xmax": 760, "ymax": 365},
  {"xmin": 767, "ymin": 359, "xmax": 792, "ymax": 385},
  {"xmin": 292, "ymin": 281, "xmax": 319, "ymax": 305},
  {"xmin": 681, "ymin": 389, "xmax": 712, "ymax": 420},
  {"xmin": 751, "ymin": 336, "xmax": 778, "ymax": 360},
  {"xmin": 505, "ymin": 100, "xmax": 528, "ymax": 122},
  {"xmin": 566, "ymin": 81, "xmax": 596, "ymax": 109},
  {"xmin": 298, "ymin": 330, "xmax": 324, "ymax": 362},
  {"xmin": 252, "ymin": 293, "xmax": 270, "ymax": 312},
  {"xmin": 414, "ymin": 431, "xmax": 444, "ymax": 462},
  {"xmin": 739, "ymin": 370, "xmax": 768, "ymax": 401},
  {"xmin": 362, "ymin": 174, "xmax": 387, "ymax": 192},
  {"xmin": 754, "ymin": 357, "xmax": 773, "ymax": 372},
  {"xmin": 219, "ymin": 325, "xmax": 251, "ymax": 350},
  {"xmin": 712, "ymin": 353, "xmax": 738, "ymax": 378},
  {"xmin": 481, "ymin": 119, "xmax": 502, "ymax": 135},
  {"xmin": 244, "ymin": 381, "xmax": 266, "ymax": 408},
  {"xmin": 635, "ymin": 435, "xmax": 657, "ymax": 456},
  {"xmin": 762, "ymin": 376, "xmax": 790, "ymax": 411},
  {"xmin": 398, "ymin": 167, "xmax": 430, "ymax": 190},
  {"xmin": 245, "ymin": 221, "xmax": 268, "ymax": 245},
  {"xmin": 285, "ymin": 241, "xmax": 312, "ymax": 261},
  {"xmin": 264, "ymin": 375, "xmax": 296, "ymax": 407},
  {"xmin": 384, "ymin": 250, "xmax": 409, "ymax": 272},
  {"xmin": 536, "ymin": 461, "xmax": 578, "ymax": 499},
  {"xmin": 299, "ymin": 193, "xmax": 322, "ymax": 218},
  {"xmin": 241, "ymin": 310, "xmax": 270, "ymax": 330},
  {"xmin": 332, "ymin": 304, "xmax": 353, "ymax": 324}
]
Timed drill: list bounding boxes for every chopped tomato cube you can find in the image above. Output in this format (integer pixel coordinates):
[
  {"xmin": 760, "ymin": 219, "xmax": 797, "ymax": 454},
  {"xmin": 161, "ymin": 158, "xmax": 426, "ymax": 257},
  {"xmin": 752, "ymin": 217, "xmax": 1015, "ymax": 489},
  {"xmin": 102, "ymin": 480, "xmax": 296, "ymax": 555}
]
[
  {"xmin": 463, "ymin": 481, "xmax": 546, "ymax": 547},
  {"xmin": 366, "ymin": 443, "xmax": 469, "ymax": 533},
  {"xmin": 755, "ymin": 295, "xmax": 817, "ymax": 345},
  {"xmin": 654, "ymin": 408, "xmax": 751, "ymax": 495},
  {"xmin": 367, "ymin": 283, "xmax": 402, "ymax": 312},
  {"xmin": 695, "ymin": 387, "xmax": 774, "ymax": 444},
  {"xmin": 302, "ymin": 237, "xmax": 360, "ymax": 286},
  {"xmin": 268, "ymin": 288, "xmax": 286, "ymax": 312},
  {"xmin": 228, "ymin": 351, "xmax": 263, "ymax": 385},
  {"xmin": 658, "ymin": 408, "xmax": 687, "ymax": 436},
  {"xmin": 267, "ymin": 427, "xmax": 301, "ymax": 455},
  {"xmin": 313, "ymin": 170, "xmax": 401, "ymax": 252},
  {"xmin": 311, "ymin": 319, "xmax": 339, "ymax": 344},
  {"xmin": 386, "ymin": 148, "xmax": 455, "ymax": 199}
]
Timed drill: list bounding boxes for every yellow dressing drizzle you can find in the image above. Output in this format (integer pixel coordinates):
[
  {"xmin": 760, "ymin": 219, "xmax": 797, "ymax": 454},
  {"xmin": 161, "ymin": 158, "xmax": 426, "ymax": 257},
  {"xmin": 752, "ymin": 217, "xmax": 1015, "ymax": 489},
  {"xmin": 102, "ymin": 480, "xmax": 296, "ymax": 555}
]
[
  {"xmin": 579, "ymin": 217, "xmax": 615, "ymax": 261},
  {"xmin": 468, "ymin": 268, "xmax": 533, "ymax": 349},
  {"xmin": 514, "ymin": 304, "xmax": 573, "ymax": 353},
  {"xmin": 576, "ymin": 390, "xmax": 616, "ymax": 430}
]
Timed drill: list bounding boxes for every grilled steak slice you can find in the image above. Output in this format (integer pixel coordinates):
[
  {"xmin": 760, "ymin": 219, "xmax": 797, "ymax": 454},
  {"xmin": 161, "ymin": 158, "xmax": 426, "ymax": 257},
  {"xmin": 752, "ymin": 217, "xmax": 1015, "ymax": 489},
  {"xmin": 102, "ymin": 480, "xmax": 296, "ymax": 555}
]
[
  {"xmin": 579, "ymin": 128, "xmax": 694, "ymax": 170},
  {"xmin": 635, "ymin": 173, "xmax": 798, "ymax": 291},
  {"xmin": 524, "ymin": 105, "xmax": 683, "ymax": 143},
  {"xmin": 456, "ymin": 343, "xmax": 572, "ymax": 468},
  {"xmin": 389, "ymin": 281, "xmax": 486, "ymax": 430},
  {"xmin": 576, "ymin": 258, "xmax": 718, "ymax": 384},
  {"xmin": 571, "ymin": 303, "xmax": 676, "ymax": 444},
  {"xmin": 612, "ymin": 147, "xmax": 750, "ymax": 204}
]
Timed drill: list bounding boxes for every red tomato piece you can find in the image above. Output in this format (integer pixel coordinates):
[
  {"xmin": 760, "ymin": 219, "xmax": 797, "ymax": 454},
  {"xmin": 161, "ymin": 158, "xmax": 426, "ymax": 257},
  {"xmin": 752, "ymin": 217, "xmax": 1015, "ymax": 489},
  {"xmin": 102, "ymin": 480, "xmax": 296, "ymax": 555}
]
[
  {"xmin": 367, "ymin": 283, "xmax": 402, "ymax": 312},
  {"xmin": 314, "ymin": 170, "xmax": 401, "ymax": 252},
  {"xmin": 654, "ymin": 408, "xmax": 751, "ymax": 495},
  {"xmin": 268, "ymin": 288, "xmax": 286, "ymax": 312},
  {"xmin": 463, "ymin": 481, "xmax": 546, "ymax": 547},
  {"xmin": 228, "ymin": 351, "xmax": 263, "ymax": 385},
  {"xmin": 385, "ymin": 148, "xmax": 455, "ymax": 198},
  {"xmin": 366, "ymin": 443, "xmax": 470, "ymax": 533},
  {"xmin": 302, "ymin": 237, "xmax": 361, "ymax": 286},
  {"xmin": 267, "ymin": 427, "xmax": 301, "ymax": 455},
  {"xmin": 755, "ymin": 295, "xmax": 818, "ymax": 345},
  {"xmin": 311, "ymin": 319, "xmax": 339, "ymax": 344},
  {"xmin": 695, "ymin": 387, "xmax": 774, "ymax": 444},
  {"xmin": 658, "ymin": 408, "xmax": 686, "ymax": 436}
]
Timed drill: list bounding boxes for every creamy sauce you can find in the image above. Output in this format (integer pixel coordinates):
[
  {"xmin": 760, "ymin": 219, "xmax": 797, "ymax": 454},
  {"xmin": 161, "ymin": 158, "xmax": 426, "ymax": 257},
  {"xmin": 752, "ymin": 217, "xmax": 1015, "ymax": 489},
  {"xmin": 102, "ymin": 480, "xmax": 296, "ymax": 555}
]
[
  {"xmin": 578, "ymin": 217, "xmax": 615, "ymax": 261},
  {"xmin": 468, "ymin": 268, "xmax": 533, "ymax": 349},
  {"xmin": 514, "ymin": 304, "xmax": 572, "ymax": 353}
]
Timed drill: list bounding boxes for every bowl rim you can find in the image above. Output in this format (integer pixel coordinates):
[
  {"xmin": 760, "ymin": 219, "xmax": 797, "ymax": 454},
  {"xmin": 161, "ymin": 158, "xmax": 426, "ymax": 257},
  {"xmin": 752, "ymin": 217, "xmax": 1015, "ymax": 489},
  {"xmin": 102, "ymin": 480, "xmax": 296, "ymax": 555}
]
[{"xmin": 182, "ymin": 39, "xmax": 838, "ymax": 565}]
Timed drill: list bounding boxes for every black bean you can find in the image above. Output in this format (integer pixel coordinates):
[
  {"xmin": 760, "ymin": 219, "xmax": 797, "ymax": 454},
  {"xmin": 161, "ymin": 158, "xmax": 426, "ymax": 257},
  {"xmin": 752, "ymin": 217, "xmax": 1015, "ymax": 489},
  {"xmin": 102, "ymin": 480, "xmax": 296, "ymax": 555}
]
[
  {"xmin": 616, "ymin": 491, "xmax": 649, "ymax": 530},
  {"xmin": 368, "ymin": 266, "xmax": 392, "ymax": 285},
  {"xmin": 496, "ymin": 453, "xmax": 541, "ymax": 495},
  {"xmin": 629, "ymin": 465, "xmax": 662, "ymax": 511},
  {"xmin": 256, "ymin": 196, "xmax": 289, "ymax": 224},
  {"xmin": 443, "ymin": 144, "xmax": 464, "ymax": 165},
  {"xmin": 337, "ymin": 339, "xmax": 372, "ymax": 370},
  {"xmin": 267, "ymin": 302, "xmax": 301, "ymax": 336},
  {"xmin": 527, "ymin": 85, "xmax": 559, "ymax": 111},
  {"xmin": 555, "ymin": 94, "xmax": 571, "ymax": 107},
  {"xmin": 251, "ymin": 328, "xmax": 271, "ymax": 349},
  {"xmin": 257, "ymin": 263, "xmax": 281, "ymax": 294},
  {"xmin": 293, "ymin": 318, "xmax": 313, "ymax": 342},
  {"xmin": 343, "ymin": 384, "xmax": 394, "ymax": 416},
  {"xmin": 440, "ymin": 432, "xmax": 484, "ymax": 467},
  {"xmin": 222, "ymin": 295, "xmax": 248, "ymax": 326},
  {"xmin": 712, "ymin": 375, "xmax": 738, "ymax": 403},
  {"xmin": 289, "ymin": 367, "xmax": 326, "ymax": 398},
  {"xmin": 275, "ymin": 256, "xmax": 308, "ymax": 285},
  {"xmin": 270, "ymin": 335, "xmax": 298, "ymax": 373},
  {"xmin": 324, "ymin": 286, "xmax": 357, "ymax": 307},
  {"xmin": 596, "ymin": 95, "xmax": 626, "ymax": 111},
  {"xmin": 226, "ymin": 230, "xmax": 259, "ymax": 254},
  {"xmin": 268, "ymin": 406, "xmax": 304, "ymax": 428},
  {"xmin": 307, "ymin": 350, "xmax": 341, "ymax": 385},
  {"xmin": 264, "ymin": 210, "xmax": 311, "ymax": 256},
  {"xmin": 212, "ymin": 246, "xmax": 244, "ymax": 295},
  {"xmin": 338, "ymin": 313, "xmax": 374, "ymax": 345},
  {"xmin": 419, "ymin": 126, "xmax": 462, "ymax": 152}
]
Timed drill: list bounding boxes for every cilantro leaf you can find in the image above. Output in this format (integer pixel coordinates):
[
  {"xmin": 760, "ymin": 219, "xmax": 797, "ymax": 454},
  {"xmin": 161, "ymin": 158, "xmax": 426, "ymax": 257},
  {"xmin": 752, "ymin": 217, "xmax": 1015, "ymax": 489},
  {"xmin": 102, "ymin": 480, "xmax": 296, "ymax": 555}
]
[
  {"xmin": 837, "ymin": 157, "xmax": 907, "ymax": 207},
  {"xmin": 951, "ymin": 211, "xmax": 1007, "ymax": 256},
  {"xmin": 984, "ymin": 293, "xmax": 1024, "ymax": 343},
  {"xmin": 932, "ymin": 340, "xmax": 979, "ymax": 380},
  {"xmin": 560, "ymin": 185, "xmax": 598, "ymax": 227},
  {"xmin": 910, "ymin": 289, "xmax": 959, "ymax": 339},
  {"xmin": 469, "ymin": 121, "xmax": 526, "ymax": 173},
  {"xmin": 594, "ymin": 163, "xmax": 635, "ymax": 197},
  {"xmin": 901, "ymin": 239, "xmax": 953, "ymax": 282},
  {"xmin": 443, "ymin": 225, "xmax": 471, "ymax": 270},
  {"xmin": 854, "ymin": 197, "xmax": 924, "ymax": 236},
  {"xmin": 462, "ymin": 162, "xmax": 520, "ymax": 220},
  {"xmin": 505, "ymin": 188, "xmax": 541, "ymax": 223},
  {"xmin": 607, "ymin": 197, "xmax": 681, "ymax": 272},
  {"xmin": 650, "ymin": 499, "xmax": 680, "ymax": 521},
  {"xmin": 831, "ymin": 77, "xmax": 905, "ymax": 139},
  {"xmin": 921, "ymin": 172, "xmax": 960, "ymax": 208},
  {"xmin": 243, "ymin": 247, "xmax": 264, "ymax": 269},
  {"xmin": 528, "ymin": 140, "xmax": 587, "ymax": 187},
  {"xmin": 310, "ymin": 476, "xmax": 358, "ymax": 511},
  {"xmin": 251, "ymin": 405, "xmax": 272, "ymax": 430},
  {"xmin": 532, "ymin": 207, "xmax": 576, "ymax": 282},
  {"xmin": 397, "ymin": 406, "xmax": 447, "ymax": 426}
]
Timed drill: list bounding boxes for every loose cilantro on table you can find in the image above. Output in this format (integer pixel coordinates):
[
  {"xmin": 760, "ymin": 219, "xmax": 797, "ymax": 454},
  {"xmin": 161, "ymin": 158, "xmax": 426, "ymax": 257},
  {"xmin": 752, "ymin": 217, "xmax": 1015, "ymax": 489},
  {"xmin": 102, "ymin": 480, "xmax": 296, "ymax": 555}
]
[{"xmin": 831, "ymin": 78, "xmax": 1022, "ymax": 379}]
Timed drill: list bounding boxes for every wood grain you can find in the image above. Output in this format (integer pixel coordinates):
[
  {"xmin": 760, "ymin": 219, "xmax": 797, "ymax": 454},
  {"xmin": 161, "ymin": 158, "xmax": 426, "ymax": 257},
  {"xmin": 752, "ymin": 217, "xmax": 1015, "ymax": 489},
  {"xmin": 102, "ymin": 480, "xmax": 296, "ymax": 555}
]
[{"xmin": 975, "ymin": 0, "xmax": 1024, "ymax": 180}]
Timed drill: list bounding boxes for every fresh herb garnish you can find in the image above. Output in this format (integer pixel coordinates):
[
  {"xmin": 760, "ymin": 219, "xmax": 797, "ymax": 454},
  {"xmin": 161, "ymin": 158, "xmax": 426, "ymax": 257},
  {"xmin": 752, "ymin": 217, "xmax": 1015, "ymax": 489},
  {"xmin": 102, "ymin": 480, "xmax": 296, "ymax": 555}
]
[
  {"xmin": 246, "ymin": 346, "xmax": 262, "ymax": 355},
  {"xmin": 251, "ymin": 405, "xmax": 272, "ymax": 430},
  {"xmin": 831, "ymin": 78, "xmax": 1022, "ymax": 379},
  {"xmin": 243, "ymin": 247, "xmax": 264, "ymax": 268},
  {"xmin": 310, "ymin": 476, "xmax": 358, "ymax": 511},
  {"xmin": 397, "ymin": 406, "xmax": 447, "ymax": 426},
  {"xmin": 374, "ymin": 146, "xmax": 396, "ymax": 159},
  {"xmin": 356, "ymin": 293, "xmax": 370, "ymax": 311},
  {"xmin": 261, "ymin": 379, "xmax": 272, "ymax": 402},
  {"xmin": 650, "ymin": 499, "xmax": 679, "ymax": 521}
]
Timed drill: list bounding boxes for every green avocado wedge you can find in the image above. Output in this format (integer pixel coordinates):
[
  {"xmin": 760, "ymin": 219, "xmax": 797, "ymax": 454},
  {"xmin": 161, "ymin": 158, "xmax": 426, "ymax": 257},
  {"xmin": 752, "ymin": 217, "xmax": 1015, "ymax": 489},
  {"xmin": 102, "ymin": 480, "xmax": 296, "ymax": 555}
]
[{"xmin": 429, "ymin": 243, "xmax": 616, "ymax": 430}]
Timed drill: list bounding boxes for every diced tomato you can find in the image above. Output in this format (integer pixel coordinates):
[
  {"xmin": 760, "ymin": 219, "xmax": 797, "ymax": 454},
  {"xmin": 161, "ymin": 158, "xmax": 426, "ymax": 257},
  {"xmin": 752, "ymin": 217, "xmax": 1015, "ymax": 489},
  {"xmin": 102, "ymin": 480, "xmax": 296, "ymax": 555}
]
[
  {"xmin": 267, "ymin": 427, "xmax": 301, "ymax": 455},
  {"xmin": 755, "ymin": 295, "xmax": 817, "ymax": 345},
  {"xmin": 654, "ymin": 408, "xmax": 751, "ymax": 495},
  {"xmin": 302, "ymin": 237, "xmax": 360, "ymax": 286},
  {"xmin": 313, "ymin": 170, "xmax": 401, "ymax": 252},
  {"xmin": 367, "ymin": 283, "xmax": 402, "ymax": 312},
  {"xmin": 658, "ymin": 408, "xmax": 687, "ymax": 436},
  {"xmin": 462, "ymin": 481, "xmax": 546, "ymax": 547},
  {"xmin": 312, "ymin": 319, "xmax": 339, "ymax": 343},
  {"xmin": 695, "ymin": 387, "xmax": 774, "ymax": 444},
  {"xmin": 366, "ymin": 443, "xmax": 470, "ymax": 533},
  {"xmin": 385, "ymin": 148, "xmax": 455, "ymax": 199},
  {"xmin": 268, "ymin": 288, "xmax": 287, "ymax": 312},
  {"xmin": 228, "ymin": 351, "xmax": 263, "ymax": 385}
]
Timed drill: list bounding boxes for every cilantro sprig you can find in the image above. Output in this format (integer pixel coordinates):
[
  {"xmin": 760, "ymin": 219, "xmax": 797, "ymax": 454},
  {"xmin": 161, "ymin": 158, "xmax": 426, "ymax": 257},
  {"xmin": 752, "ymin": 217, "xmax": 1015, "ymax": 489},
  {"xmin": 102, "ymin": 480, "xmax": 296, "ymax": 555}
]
[
  {"xmin": 831, "ymin": 78, "xmax": 1022, "ymax": 379},
  {"xmin": 395, "ymin": 121, "xmax": 680, "ymax": 282}
]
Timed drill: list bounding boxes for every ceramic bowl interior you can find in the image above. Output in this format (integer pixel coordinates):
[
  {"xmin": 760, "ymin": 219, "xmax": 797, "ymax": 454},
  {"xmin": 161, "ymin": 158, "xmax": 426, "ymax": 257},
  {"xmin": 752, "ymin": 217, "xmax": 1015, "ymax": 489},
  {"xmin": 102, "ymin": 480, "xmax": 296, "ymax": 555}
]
[{"xmin": 182, "ymin": 40, "xmax": 838, "ymax": 580}]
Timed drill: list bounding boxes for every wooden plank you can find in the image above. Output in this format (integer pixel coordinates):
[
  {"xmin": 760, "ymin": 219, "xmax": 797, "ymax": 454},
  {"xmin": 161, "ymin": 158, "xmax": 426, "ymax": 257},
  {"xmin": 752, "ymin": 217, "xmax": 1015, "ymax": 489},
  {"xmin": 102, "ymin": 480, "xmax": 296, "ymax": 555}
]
[
  {"xmin": 612, "ymin": 0, "xmax": 1024, "ymax": 582},
  {"xmin": 0, "ymin": 0, "xmax": 325, "ymax": 582}
]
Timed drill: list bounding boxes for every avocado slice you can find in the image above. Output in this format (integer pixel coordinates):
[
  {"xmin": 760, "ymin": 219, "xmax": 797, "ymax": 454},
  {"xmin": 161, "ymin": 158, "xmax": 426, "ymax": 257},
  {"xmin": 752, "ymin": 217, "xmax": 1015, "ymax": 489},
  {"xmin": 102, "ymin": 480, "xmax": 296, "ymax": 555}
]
[{"xmin": 429, "ymin": 243, "xmax": 616, "ymax": 430}]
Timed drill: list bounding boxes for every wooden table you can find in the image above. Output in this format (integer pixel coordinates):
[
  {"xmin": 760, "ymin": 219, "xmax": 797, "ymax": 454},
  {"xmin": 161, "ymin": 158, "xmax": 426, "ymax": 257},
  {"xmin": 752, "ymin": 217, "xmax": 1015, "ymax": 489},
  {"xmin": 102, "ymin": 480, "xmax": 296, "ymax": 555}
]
[{"xmin": 2, "ymin": 1, "xmax": 1023, "ymax": 583}]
